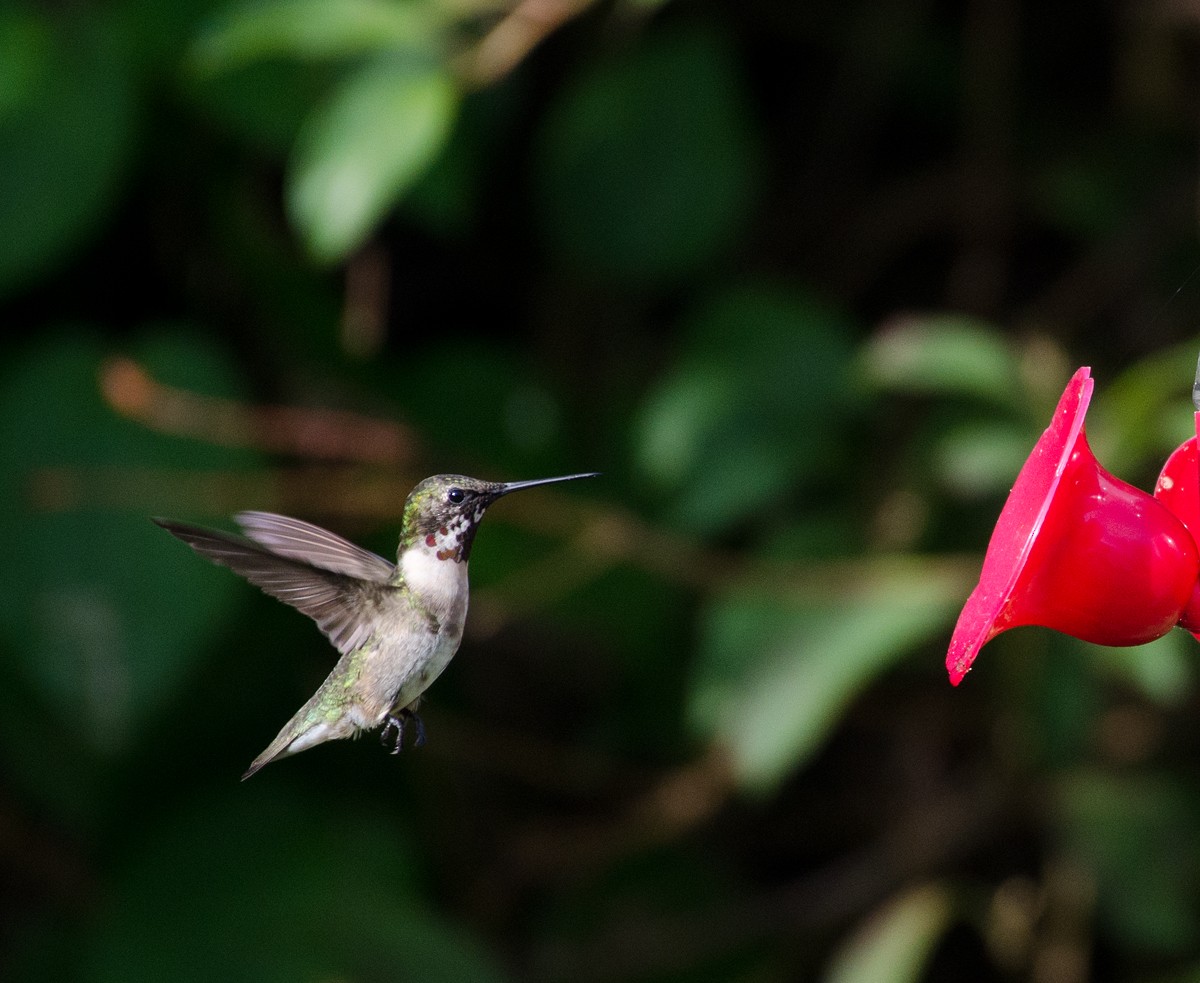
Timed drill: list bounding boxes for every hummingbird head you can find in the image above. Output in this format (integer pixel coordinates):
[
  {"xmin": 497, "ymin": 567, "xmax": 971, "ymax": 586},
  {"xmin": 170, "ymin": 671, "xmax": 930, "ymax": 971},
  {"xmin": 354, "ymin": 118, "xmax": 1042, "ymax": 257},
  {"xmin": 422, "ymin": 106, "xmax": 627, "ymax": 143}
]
[{"xmin": 400, "ymin": 472, "xmax": 599, "ymax": 562}]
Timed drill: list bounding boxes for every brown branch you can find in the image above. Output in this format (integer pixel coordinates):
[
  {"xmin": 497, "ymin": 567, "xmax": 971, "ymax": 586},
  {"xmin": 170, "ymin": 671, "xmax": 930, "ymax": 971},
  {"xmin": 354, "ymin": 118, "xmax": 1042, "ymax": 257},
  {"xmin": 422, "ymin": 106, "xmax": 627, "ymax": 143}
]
[
  {"xmin": 340, "ymin": 242, "xmax": 391, "ymax": 359},
  {"xmin": 27, "ymin": 462, "xmax": 979, "ymax": 610},
  {"xmin": 89, "ymin": 359, "xmax": 981, "ymax": 598},
  {"xmin": 26, "ymin": 449, "xmax": 982, "ymax": 651},
  {"xmin": 100, "ymin": 357, "xmax": 420, "ymax": 466},
  {"xmin": 457, "ymin": 0, "xmax": 594, "ymax": 88},
  {"xmin": 26, "ymin": 464, "xmax": 421, "ymax": 526}
]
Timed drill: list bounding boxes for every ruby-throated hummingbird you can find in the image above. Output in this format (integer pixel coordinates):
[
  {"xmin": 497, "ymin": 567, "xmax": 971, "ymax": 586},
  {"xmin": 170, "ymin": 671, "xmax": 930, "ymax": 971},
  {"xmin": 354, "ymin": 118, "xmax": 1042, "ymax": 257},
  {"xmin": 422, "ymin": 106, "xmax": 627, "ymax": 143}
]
[{"xmin": 154, "ymin": 472, "xmax": 598, "ymax": 779}]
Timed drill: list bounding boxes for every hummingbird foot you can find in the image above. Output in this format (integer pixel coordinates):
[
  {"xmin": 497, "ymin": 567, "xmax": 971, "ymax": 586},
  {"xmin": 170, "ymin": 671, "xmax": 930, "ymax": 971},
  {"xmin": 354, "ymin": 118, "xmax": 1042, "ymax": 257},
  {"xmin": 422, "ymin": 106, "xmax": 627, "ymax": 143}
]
[
  {"xmin": 380, "ymin": 714, "xmax": 404, "ymax": 753},
  {"xmin": 380, "ymin": 709, "xmax": 427, "ymax": 753}
]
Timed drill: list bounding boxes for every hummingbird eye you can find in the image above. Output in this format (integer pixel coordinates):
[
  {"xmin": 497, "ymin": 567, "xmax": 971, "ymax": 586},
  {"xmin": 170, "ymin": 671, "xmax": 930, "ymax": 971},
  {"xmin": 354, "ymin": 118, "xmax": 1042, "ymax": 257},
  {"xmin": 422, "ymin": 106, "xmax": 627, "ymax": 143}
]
[{"xmin": 447, "ymin": 488, "xmax": 466, "ymax": 505}]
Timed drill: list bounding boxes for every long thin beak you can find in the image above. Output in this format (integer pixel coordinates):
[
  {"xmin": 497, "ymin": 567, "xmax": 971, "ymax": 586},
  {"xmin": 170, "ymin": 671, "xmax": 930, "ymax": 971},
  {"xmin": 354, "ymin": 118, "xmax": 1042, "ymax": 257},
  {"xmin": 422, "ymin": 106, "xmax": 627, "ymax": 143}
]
[{"xmin": 497, "ymin": 472, "xmax": 600, "ymax": 496}]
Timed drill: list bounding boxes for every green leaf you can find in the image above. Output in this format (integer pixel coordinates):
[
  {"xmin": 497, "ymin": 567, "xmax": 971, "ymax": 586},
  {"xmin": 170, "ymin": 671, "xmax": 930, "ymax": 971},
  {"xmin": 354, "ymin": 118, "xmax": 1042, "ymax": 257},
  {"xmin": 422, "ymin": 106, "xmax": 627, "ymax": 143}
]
[
  {"xmin": 190, "ymin": 0, "xmax": 439, "ymax": 75},
  {"xmin": 403, "ymin": 80, "xmax": 525, "ymax": 240},
  {"xmin": 0, "ymin": 9, "xmax": 50, "ymax": 121},
  {"xmin": 634, "ymin": 284, "xmax": 856, "ymax": 533},
  {"xmin": 823, "ymin": 885, "xmax": 953, "ymax": 983},
  {"xmin": 0, "ymin": 14, "xmax": 136, "ymax": 298},
  {"xmin": 1030, "ymin": 140, "xmax": 1149, "ymax": 239},
  {"xmin": 931, "ymin": 419, "xmax": 1036, "ymax": 498},
  {"xmin": 185, "ymin": 59, "xmax": 331, "ymax": 154},
  {"xmin": 534, "ymin": 23, "xmax": 761, "ymax": 283},
  {"xmin": 0, "ymin": 331, "xmax": 257, "ymax": 808},
  {"xmin": 75, "ymin": 790, "xmax": 508, "ymax": 983},
  {"xmin": 1086, "ymin": 630, "xmax": 1194, "ymax": 707},
  {"xmin": 689, "ymin": 560, "xmax": 963, "ymax": 792},
  {"xmin": 1086, "ymin": 340, "xmax": 1200, "ymax": 478},
  {"xmin": 379, "ymin": 338, "xmax": 564, "ymax": 459},
  {"xmin": 287, "ymin": 53, "xmax": 458, "ymax": 262},
  {"xmin": 1056, "ymin": 771, "xmax": 1200, "ymax": 956},
  {"xmin": 858, "ymin": 315, "xmax": 1023, "ymax": 408}
]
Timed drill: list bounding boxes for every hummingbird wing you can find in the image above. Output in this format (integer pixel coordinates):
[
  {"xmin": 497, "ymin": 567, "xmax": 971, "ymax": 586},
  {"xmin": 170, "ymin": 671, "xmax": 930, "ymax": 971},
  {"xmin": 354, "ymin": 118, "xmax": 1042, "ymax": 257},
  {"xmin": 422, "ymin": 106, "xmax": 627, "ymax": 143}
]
[
  {"xmin": 153, "ymin": 518, "xmax": 389, "ymax": 656},
  {"xmin": 233, "ymin": 511, "xmax": 395, "ymax": 582}
]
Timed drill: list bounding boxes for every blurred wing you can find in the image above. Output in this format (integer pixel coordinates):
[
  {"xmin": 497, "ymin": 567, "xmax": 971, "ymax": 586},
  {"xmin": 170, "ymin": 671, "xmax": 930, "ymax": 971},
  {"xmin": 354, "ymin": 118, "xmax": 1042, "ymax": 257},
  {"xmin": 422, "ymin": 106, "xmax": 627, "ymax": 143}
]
[
  {"xmin": 234, "ymin": 511, "xmax": 394, "ymax": 582},
  {"xmin": 153, "ymin": 518, "xmax": 387, "ymax": 655}
]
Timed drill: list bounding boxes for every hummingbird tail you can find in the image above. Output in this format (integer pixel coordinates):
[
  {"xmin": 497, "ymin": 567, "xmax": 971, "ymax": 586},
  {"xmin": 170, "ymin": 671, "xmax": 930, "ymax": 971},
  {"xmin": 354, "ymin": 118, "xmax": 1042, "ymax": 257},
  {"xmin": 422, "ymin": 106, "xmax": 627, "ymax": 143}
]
[
  {"xmin": 241, "ymin": 732, "xmax": 300, "ymax": 781},
  {"xmin": 240, "ymin": 716, "xmax": 350, "ymax": 780},
  {"xmin": 240, "ymin": 755, "xmax": 275, "ymax": 782}
]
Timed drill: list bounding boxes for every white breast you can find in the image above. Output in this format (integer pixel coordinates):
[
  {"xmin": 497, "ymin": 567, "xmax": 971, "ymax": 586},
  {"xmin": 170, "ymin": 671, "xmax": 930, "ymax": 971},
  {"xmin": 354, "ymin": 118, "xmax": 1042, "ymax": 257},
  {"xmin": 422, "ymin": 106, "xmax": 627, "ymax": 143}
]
[{"xmin": 401, "ymin": 544, "xmax": 469, "ymax": 633}]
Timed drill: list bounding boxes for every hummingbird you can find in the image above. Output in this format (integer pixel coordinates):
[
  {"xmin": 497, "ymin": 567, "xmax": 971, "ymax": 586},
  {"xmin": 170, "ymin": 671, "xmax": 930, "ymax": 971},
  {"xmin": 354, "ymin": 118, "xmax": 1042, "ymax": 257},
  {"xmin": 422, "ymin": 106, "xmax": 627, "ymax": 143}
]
[{"xmin": 154, "ymin": 472, "xmax": 598, "ymax": 779}]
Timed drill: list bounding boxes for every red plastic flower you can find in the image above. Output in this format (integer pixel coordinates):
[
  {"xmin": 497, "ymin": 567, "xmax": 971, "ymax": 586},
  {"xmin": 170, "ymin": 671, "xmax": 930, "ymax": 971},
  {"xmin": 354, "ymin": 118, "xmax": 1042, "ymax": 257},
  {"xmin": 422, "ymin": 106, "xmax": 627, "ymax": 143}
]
[{"xmin": 946, "ymin": 367, "xmax": 1200, "ymax": 684}]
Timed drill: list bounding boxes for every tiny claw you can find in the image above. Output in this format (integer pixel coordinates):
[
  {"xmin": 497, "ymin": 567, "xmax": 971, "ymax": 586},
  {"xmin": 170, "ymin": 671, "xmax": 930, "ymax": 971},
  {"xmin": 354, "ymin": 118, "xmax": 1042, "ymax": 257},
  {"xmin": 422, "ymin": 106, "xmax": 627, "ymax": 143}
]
[
  {"xmin": 380, "ymin": 714, "xmax": 405, "ymax": 754},
  {"xmin": 379, "ymin": 709, "xmax": 427, "ymax": 754}
]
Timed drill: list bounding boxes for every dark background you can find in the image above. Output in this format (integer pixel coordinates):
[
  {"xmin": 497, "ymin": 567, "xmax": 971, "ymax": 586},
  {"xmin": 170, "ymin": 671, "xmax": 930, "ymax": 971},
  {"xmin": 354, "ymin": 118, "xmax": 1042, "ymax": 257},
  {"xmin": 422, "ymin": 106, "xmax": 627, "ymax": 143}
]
[{"xmin": 5, "ymin": 0, "xmax": 1200, "ymax": 980}]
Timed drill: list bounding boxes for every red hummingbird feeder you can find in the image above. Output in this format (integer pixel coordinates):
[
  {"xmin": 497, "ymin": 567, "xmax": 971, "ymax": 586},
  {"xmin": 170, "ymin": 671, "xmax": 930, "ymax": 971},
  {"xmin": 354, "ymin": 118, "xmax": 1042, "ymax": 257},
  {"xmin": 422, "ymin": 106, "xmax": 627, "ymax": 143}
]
[{"xmin": 946, "ymin": 365, "xmax": 1200, "ymax": 685}]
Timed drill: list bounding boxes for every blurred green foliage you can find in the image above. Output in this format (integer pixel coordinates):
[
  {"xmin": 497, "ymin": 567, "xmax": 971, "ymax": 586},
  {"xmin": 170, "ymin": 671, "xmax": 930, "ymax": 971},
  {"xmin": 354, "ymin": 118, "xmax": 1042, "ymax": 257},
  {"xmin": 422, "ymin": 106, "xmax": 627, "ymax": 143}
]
[
  {"xmin": 0, "ymin": 8, "xmax": 135, "ymax": 295},
  {"xmin": 534, "ymin": 24, "xmax": 760, "ymax": 283},
  {"xmin": 635, "ymin": 284, "xmax": 855, "ymax": 532},
  {"xmin": 6, "ymin": 0, "xmax": 1200, "ymax": 981}
]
